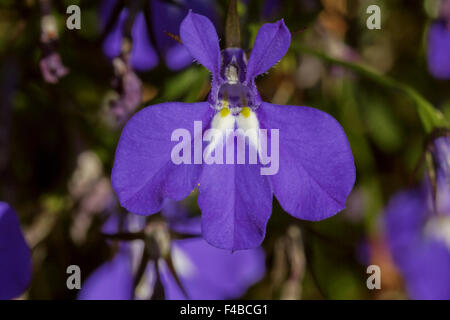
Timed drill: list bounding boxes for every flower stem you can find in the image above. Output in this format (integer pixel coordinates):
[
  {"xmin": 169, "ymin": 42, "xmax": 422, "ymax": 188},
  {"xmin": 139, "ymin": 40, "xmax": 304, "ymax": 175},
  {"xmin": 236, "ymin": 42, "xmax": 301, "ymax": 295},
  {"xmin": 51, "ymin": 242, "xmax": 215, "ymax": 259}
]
[
  {"xmin": 293, "ymin": 44, "xmax": 448, "ymax": 133},
  {"xmin": 226, "ymin": 0, "xmax": 241, "ymax": 48}
]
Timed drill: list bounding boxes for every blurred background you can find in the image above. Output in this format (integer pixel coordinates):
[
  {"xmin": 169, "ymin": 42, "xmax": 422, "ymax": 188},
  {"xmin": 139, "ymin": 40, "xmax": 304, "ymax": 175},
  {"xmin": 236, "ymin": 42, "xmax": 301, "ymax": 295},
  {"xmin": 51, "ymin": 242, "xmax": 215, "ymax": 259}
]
[{"xmin": 1, "ymin": 0, "xmax": 449, "ymax": 300}]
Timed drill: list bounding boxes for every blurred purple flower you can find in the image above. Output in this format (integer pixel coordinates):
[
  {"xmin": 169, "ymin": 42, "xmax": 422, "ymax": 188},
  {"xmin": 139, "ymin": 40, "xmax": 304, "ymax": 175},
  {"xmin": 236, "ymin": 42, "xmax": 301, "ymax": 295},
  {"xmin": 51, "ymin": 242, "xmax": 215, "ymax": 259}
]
[
  {"xmin": 101, "ymin": 6, "xmax": 158, "ymax": 72},
  {"xmin": 39, "ymin": 1, "xmax": 69, "ymax": 83},
  {"xmin": 0, "ymin": 202, "xmax": 32, "ymax": 300},
  {"xmin": 159, "ymin": 237, "xmax": 265, "ymax": 299},
  {"xmin": 242, "ymin": 0, "xmax": 318, "ymax": 21},
  {"xmin": 433, "ymin": 136, "xmax": 450, "ymax": 213},
  {"xmin": 78, "ymin": 200, "xmax": 265, "ymax": 300},
  {"xmin": 109, "ymin": 57, "xmax": 143, "ymax": 124},
  {"xmin": 100, "ymin": 0, "xmax": 218, "ymax": 72},
  {"xmin": 261, "ymin": 0, "xmax": 282, "ymax": 20},
  {"xmin": 111, "ymin": 12, "xmax": 355, "ymax": 250},
  {"xmin": 434, "ymin": 137, "xmax": 450, "ymax": 187},
  {"xmin": 240, "ymin": 0, "xmax": 283, "ymax": 20},
  {"xmin": 427, "ymin": 0, "xmax": 450, "ymax": 79},
  {"xmin": 385, "ymin": 137, "xmax": 450, "ymax": 299},
  {"xmin": 39, "ymin": 52, "xmax": 69, "ymax": 84}
]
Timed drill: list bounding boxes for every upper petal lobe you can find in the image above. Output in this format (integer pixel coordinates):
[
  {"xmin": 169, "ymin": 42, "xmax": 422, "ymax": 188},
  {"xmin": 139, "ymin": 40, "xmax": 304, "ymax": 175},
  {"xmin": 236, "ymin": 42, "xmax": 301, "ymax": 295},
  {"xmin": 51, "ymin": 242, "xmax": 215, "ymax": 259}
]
[
  {"xmin": 180, "ymin": 11, "xmax": 221, "ymax": 78},
  {"xmin": 246, "ymin": 20, "xmax": 291, "ymax": 81}
]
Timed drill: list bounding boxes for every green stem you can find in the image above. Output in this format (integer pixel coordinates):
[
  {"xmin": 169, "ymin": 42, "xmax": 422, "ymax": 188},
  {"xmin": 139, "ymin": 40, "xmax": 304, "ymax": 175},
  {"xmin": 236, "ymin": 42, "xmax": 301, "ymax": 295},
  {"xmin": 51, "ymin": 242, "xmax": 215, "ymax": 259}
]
[
  {"xmin": 226, "ymin": 0, "xmax": 241, "ymax": 48},
  {"xmin": 293, "ymin": 44, "xmax": 447, "ymax": 133}
]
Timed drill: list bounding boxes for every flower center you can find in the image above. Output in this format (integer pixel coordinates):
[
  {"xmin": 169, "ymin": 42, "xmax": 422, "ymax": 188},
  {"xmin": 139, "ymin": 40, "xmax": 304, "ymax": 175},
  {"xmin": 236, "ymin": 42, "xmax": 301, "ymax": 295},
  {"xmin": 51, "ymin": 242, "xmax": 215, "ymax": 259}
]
[
  {"xmin": 217, "ymin": 82, "xmax": 255, "ymax": 115},
  {"xmin": 211, "ymin": 48, "xmax": 259, "ymax": 116},
  {"xmin": 204, "ymin": 49, "xmax": 263, "ymax": 159}
]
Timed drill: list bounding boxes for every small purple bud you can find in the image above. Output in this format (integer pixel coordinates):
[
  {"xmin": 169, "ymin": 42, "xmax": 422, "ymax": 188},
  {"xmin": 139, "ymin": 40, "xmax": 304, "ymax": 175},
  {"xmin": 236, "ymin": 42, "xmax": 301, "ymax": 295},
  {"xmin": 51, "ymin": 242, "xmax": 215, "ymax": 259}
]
[
  {"xmin": 39, "ymin": 4, "xmax": 69, "ymax": 84},
  {"xmin": 430, "ymin": 135, "xmax": 450, "ymax": 214},
  {"xmin": 109, "ymin": 57, "xmax": 142, "ymax": 124},
  {"xmin": 433, "ymin": 136, "xmax": 450, "ymax": 185},
  {"xmin": 39, "ymin": 52, "xmax": 69, "ymax": 84},
  {"xmin": 427, "ymin": 1, "xmax": 450, "ymax": 79}
]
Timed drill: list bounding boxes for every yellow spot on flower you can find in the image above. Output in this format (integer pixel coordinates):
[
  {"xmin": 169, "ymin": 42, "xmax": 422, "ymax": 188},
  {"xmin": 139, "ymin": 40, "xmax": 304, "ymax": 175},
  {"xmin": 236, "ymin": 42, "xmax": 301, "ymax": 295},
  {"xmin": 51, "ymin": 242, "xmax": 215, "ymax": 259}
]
[
  {"xmin": 220, "ymin": 107, "xmax": 230, "ymax": 117},
  {"xmin": 221, "ymin": 100, "xmax": 229, "ymax": 109},
  {"xmin": 241, "ymin": 106, "xmax": 251, "ymax": 118}
]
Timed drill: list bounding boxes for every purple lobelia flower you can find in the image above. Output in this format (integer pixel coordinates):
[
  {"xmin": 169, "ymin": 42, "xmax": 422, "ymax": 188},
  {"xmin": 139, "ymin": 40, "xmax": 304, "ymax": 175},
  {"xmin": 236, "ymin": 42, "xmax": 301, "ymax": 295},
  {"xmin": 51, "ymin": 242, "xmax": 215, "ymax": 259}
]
[
  {"xmin": 111, "ymin": 12, "xmax": 355, "ymax": 250},
  {"xmin": 78, "ymin": 200, "xmax": 265, "ymax": 300},
  {"xmin": 427, "ymin": 0, "xmax": 450, "ymax": 79},
  {"xmin": 100, "ymin": 0, "xmax": 217, "ymax": 72},
  {"xmin": 0, "ymin": 202, "xmax": 32, "ymax": 300},
  {"xmin": 385, "ymin": 136, "xmax": 450, "ymax": 299}
]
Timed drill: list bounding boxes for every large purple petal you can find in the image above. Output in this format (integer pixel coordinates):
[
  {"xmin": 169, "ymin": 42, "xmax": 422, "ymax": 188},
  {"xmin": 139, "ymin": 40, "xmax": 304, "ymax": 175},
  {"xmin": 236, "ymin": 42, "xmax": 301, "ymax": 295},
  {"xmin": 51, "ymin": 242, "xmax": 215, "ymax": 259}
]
[
  {"xmin": 258, "ymin": 103, "xmax": 355, "ymax": 221},
  {"xmin": 180, "ymin": 12, "xmax": 221, "ymax": 77},
  {"xmin": 112, "ymin": 102, "xmax": 212, "ymax": 215},
  {"xmin": 0, "ymin": 202, "xmax": 32, "ymax": 300},
  {"xmin": 161, "ymin": 238, "xmax": 265, "ymax": 299},
  {"xmin": 246, "ymin": 20, "xmax": 291, "ymax": 81},
  {"xmin": 427, "ymin": 21, "xmax": 450, "ymax": 79},
  {"xmin": 197, "ymin": 136, "xmax": 273, "ymax": 250},
  {"xmin": 78, "ymin": 250, "xmax": 133, "ymax": 300}
]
